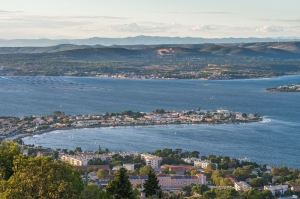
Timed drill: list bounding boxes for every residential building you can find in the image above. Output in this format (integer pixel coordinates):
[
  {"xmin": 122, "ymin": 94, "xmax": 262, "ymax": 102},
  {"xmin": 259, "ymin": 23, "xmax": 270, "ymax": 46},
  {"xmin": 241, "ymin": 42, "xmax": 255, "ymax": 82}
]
[
  {"xmin": 60, "ymin": 155, "xmax": 88, "ymax": 166},
  {"xmin": 264, "ymin": 185, "xmax": 288, "ymax": 196},
  {"xmin": 129, "ymin": 173, "xmax": 206, "ymax": 189},
  {"xmin": 237, "ymin": 157, "xmax": 251, "ymax": 164},
  {"xmin": 141, "ymin": 154, "xmax": 162, "ymax": 168},
  {"xmin": 112, "ymin": 164, "xmax": 135, "ymax": 171},
  {"xmin": 194, "ymin": 159, "xmax": 217, "ymax": 169},
  {"xmin": 234, "ymin": 181, "xmax": 252, "ymax": 191}
]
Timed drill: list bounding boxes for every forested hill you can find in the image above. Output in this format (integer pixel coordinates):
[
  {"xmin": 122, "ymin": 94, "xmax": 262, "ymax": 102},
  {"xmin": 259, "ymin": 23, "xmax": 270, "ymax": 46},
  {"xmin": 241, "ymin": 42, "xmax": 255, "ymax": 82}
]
[
  {"xmin": 0, "ymin": 42, "xmax": 300, "ymax": 79},
  {"xmin": 0, "ymin": 42, "xmax": 300, "ymax": 59}
]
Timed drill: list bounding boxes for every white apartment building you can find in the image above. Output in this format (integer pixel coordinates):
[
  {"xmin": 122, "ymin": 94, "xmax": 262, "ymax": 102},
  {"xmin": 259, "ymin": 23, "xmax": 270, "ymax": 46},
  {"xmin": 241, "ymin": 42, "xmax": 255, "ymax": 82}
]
[
  {"xmin": 182, "ymin": 157, "xmax": 199, "ymax": 164},
  {"xmin": 60, "ymin": 155, "xmax": 88, "ymax": 166},
  {"xmin": 194, "ymin": 159, "xmax": 214, "ymax": 169},
  {"xmin": 264, "ymin": 185, "xmax": 288, "ymax": 196},
  {"xmin": 141, "ymin": 154, "xmax": 162, "ymax": 168},
  {"xmin": 237, "ymin": 157, "xmax": 251, "ymax": 164},
  {"xmin": 234, "ymin": 181, "xmax": 252, "ymax": 191},
  {"xmin": 112, "ymin": 164, "xmax": 135, "ymax": 171}
]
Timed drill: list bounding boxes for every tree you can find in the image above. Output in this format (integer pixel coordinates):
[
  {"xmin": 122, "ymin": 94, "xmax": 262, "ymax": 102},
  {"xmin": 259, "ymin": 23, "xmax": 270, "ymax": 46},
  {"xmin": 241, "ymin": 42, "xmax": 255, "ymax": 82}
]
[
  {"xmin": 69, "ymin": 150, "xmax": 75, "ymax": 155},
  {"xmin": 97, "ymin": 145, "xmax": 102, "ymax": 154},
  {"xmin": 242, "ymin": 188, "xmax": 261, "ymax": 199},
  {"xmin": 181, "ymin": 184, "xmax": 194, "ymax": 197},
  {"xmin": 106, "ymin": 168, "xmax": 133, "ymax": 199},
  {"xmin": 52, "ymin": 150, "xmax": 59, "ymax": 159},
  {"xmin": 202, "ymin": 189, "xmax": 217, "ymax": 199},
  {"xmin": 211, "ymin": 170, "xmax": 231, "ymax": 186},
  {"xmin": 250, "ymin": 177, "xmax": 266, "ymax": 187},
  {"xmin": 189, "ymin": 168, "xmax": 198, "ymax": 176},
  {"xmin": 296, "ymin": 178, "xmax": 300, "ymax": 185},
  {"xmin": 189, "ymin": 150, "xmax": 200, "ymax": 158},
  {"xmin": 271, "ymin": 166, "xmax": 290, "ymax": 177},
  {"xmin": 139, "ymin": 165, "xmax": 154, "ymax": 176},
  {"xmin": 0, "ymin": 140, "xmax": 20, "ymax": 180},
  {"xmin": 143, "ymin": 170, "xmax": 161, "ymax": 198},
  {"xmin": 0, "ymin": 155, "xmax": 84, "ymax": 199},
  {"xmin": 62, "ymin": 148, "xmax": 68, "ymax": 154},
  {"xmin": 97, "ymin": 169, "xmax": 109, "ymax": 179},
  {"xmin": 75, "ymin": 146, "xmax": 82, "ymax": 153},
  {"xmin": 207, "ymin": 163, "xmax": 217, "ymax": 170},
  {"xmin": 80, "ymin": 182, "xmax": 112, "ymax": 199},
  {"xmin": 105, "ymin": 148, "xmax": 110, "ymax": 154},
  {"xmin": 232, "ymin": 166, "xmax": 253, "ymax": 181},
  {"xmin": 261, "ymin": 190, "xmax": 274, "ymax": 199},
  {"xmin": 192, "ymin": 184, "xmax": 209, "ymax": 195},
  {"xmin": 127, "ymin": 170, "xmax": 138, "ymax": 176}
]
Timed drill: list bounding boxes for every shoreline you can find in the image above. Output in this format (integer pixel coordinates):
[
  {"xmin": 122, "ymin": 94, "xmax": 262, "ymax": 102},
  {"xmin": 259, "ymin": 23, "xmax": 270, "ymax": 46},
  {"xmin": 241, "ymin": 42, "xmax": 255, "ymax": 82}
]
[
  {"xmin": 10, "ymin": 118, "xmax": 263, "ymax": 141},
  {"xmin": 1, "ymin": 73, "xmax": 300, "ymax": 81}
]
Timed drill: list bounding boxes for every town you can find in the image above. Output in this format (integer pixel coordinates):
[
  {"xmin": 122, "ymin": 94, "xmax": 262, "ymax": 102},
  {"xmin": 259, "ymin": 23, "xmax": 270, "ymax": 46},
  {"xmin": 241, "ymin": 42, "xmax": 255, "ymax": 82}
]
[
  {"xmin": 18, "ymin": 142, "xmax": 300, "ymax": 199},
  {"xmin": 265, "ymin": 83, "xmax": 300, "ymax": 92},
  {"xmin": 0, "ymin": 108, "xmax": 261, "ymax": 140}
]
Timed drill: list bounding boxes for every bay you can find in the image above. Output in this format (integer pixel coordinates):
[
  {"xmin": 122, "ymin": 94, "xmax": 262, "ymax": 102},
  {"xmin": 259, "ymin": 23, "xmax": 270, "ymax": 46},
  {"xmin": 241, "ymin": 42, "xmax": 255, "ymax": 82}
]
[{"xmin": 1, "ymin": 75, "xmax": 299, "ymax": 167}]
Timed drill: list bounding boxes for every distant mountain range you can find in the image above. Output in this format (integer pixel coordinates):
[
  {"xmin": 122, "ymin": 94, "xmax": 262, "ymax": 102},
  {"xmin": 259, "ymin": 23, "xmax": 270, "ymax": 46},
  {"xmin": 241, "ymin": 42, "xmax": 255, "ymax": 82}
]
[
  {"xmin": 0, "ymin": 42, "xmax": 300, "ymax": 59},
  {"xmin": 1, "ymin": 41, "xmax": 299, "ymax": 78},
  {"xmin": 0, "ymin": 35, "xmax": 299, "ymax": 47}
]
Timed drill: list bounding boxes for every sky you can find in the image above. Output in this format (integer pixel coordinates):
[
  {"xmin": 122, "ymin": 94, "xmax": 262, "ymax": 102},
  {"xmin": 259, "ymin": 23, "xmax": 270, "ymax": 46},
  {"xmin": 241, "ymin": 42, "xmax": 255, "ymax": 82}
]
[{"xmin": 1, "ymin": 0, "xmax": 300, "ymax": 39}]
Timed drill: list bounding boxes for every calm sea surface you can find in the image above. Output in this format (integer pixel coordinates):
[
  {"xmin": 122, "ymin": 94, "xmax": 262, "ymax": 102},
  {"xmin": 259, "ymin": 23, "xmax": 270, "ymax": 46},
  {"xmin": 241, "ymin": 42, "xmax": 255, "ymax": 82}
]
[{"xmin": 1, "ymin": 75, "xmax": 299, "ymax": 167}]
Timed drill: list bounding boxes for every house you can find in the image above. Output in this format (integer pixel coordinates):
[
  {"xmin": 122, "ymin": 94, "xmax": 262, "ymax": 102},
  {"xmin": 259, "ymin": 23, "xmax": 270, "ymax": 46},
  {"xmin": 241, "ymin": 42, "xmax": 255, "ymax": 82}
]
[{"xmin": 285, "ymin": 182, "xmax": 300, "ymax": 192}]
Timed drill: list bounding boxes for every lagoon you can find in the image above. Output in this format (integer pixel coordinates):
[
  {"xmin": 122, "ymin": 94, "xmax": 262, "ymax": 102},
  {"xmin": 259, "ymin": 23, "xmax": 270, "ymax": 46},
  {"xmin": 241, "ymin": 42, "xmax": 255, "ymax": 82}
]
[{"xmin": 1, "ymin": 75, "xmax": 300, "ymax": 167}]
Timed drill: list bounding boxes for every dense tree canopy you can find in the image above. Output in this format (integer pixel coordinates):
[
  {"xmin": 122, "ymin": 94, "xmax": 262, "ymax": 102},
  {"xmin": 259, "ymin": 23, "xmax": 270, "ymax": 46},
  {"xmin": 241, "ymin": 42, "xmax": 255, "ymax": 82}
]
[
  {"xmin": 80, "ymin": 182, "xmax": 112, "ymax": 199},
  {"xmin": 143, "ymin": 170, "xmax": 161, "ymax": 198},
  {"xmin": 0, "ymin": 155, "xmax": 84, "ymax": 199},
  {"xmin": 97, "ymin": 169, "xmax": 109, "ymax": 179},
  {"xmin": 139, "ymin": 165, "xmax": 154, "ymax": 176},
  {"xmin": 0, "ymin": 140, "xmax": 20, "ymax": 180},
  {"xmin": 211, "ymin": 170, "xmax": 232, "ymax": 186},
  {"xmin": 106, "ymin": 168, "xmax": 133, "ymax": 199}
]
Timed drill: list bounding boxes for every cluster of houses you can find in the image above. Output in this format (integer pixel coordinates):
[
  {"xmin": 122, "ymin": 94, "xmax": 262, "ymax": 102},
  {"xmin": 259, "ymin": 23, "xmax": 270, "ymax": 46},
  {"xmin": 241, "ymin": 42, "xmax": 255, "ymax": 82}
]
[
  {"xmin": 56, "ymin": 150, "xmax": 300, "ymax": 197},
  {"xmin": 0, "ymin": 109, "xmax": 261, "ymax": 139},
  {"xmin": 266, "ymin": 83, "xmax": 300, "ymax": 92}
]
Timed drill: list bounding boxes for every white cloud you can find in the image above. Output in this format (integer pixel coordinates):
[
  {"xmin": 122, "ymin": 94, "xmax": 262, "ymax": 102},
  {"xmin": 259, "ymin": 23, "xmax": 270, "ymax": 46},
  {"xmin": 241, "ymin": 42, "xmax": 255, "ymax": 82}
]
[
  {"xmin": 191, "ymin": 25, "xmax": 218, "ymax": 31},
  {"xmin": 255, "ymin": 26, "xmax": 284, "ymax": 32},
  {"xmin": 110, "ymin": 23, "xmax": 176, "ymax": 33}
]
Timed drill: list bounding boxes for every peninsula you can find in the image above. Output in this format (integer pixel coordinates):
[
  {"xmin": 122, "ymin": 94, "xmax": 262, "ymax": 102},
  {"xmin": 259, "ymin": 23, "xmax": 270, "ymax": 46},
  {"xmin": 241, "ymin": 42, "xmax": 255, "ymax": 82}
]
[
  {"xmin": 265, "ymin": 83, "xmax": 300, "ymax": 92},
  {"xmin": 0, "ymin": 108, "xmax": 261, "ymax": 140}
]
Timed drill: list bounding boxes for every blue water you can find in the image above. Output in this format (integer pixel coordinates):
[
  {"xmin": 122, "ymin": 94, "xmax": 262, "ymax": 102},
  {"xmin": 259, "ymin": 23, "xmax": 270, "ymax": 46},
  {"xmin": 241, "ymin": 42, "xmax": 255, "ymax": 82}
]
[{"xmin": 1, "ymin": 75, "xmax": 300, "ymax": 167}]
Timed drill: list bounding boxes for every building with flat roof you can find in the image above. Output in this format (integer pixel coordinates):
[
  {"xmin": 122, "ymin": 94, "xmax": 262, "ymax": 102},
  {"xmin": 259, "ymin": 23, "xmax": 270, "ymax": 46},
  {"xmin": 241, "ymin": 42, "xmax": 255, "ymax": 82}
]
[
  {"xmin": 141, "ymin": 154, "xmax": 162, "ymax": 168},
  {"xmin": 234, "ymin": 181, "xmax": 252, "ymax": 191},
  {"xmin": 60, "ymin": 155, "xmax": 88, "ymax": 166},
  {"xmin": 129, "ymin": 173, "xmax": 206, "ymax": 189},
  {"xmin": 264, "ymin": 185, "xmax": 288, "ymax": 196}
]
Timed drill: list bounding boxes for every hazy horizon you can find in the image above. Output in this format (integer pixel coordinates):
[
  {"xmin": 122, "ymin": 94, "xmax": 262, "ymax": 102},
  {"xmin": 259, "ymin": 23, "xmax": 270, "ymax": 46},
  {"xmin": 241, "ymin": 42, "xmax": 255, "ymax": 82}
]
[{"xmin": 1, "ymin": 0, "xmax": 300, "ymax": 39}]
